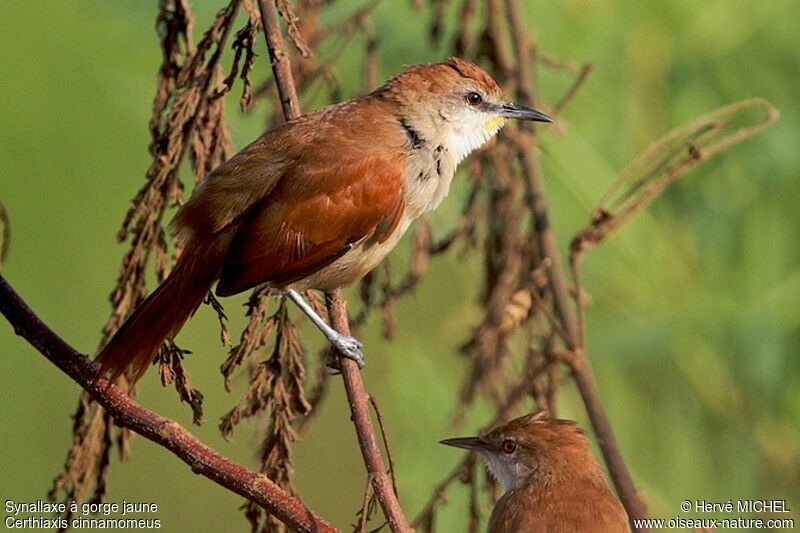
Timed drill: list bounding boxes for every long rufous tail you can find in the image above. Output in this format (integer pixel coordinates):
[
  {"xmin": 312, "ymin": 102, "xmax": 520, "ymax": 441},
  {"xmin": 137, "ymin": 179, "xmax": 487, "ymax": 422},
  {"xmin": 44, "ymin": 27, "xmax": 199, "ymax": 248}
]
[{"xmin": 95, "ymin": 240, "xmax": 224, "ymax": 383}]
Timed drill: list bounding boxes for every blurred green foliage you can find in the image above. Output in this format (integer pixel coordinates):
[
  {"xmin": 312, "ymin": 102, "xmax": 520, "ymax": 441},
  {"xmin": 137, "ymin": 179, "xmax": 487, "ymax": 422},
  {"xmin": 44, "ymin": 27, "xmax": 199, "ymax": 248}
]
[{"xmin": 0, "ymin": 1, "xmax": 797, "ymax": 530}]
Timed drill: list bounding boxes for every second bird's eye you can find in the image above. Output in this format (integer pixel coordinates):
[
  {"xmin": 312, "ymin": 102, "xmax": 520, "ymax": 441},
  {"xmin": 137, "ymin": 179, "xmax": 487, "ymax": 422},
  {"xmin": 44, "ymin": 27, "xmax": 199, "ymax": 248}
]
[
  {"xmin": 501, "ymin": 439, "xmax": 517, "ymax": 454},
  {"xmin": 466, "ymin": 92, "xmax": 483, "ymax": 106}
]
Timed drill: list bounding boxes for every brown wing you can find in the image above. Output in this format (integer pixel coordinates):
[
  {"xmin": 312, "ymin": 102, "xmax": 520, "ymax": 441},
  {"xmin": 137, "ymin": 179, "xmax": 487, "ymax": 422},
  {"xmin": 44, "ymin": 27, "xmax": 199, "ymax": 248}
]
[
  {"xmin": 215, "ymin": 151, "xmax": 406, "ymax": 295},
  {"xmin": 171, "ymin": 97, "xmax": 403, "ymax": 242},
  {"xmin": 170, "ymin": 135, "xmax": 285, "ymax": 245}
]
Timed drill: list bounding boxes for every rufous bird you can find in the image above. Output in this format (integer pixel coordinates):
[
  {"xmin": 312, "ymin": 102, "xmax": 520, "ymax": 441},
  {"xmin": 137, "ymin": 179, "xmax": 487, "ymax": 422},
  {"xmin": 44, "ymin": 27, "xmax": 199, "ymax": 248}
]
[
  {"xmin": 441, "ymin": 412, "xmax": 630, "ymax": 533},
  {"xmin": 96, "ymin": 57, "xmax": 552, "ymax": 382}
]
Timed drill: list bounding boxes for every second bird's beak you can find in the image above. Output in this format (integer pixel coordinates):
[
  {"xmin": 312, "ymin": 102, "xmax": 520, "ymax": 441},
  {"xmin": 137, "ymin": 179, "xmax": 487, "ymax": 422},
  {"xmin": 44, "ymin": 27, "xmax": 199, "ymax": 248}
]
[
  {"xmin": 498, "ymin": 102, "xmax": 552, "ymax": 123},
  {"xmin": 440, "ymin": 436, "xmax": 488, "ymax": 451}
]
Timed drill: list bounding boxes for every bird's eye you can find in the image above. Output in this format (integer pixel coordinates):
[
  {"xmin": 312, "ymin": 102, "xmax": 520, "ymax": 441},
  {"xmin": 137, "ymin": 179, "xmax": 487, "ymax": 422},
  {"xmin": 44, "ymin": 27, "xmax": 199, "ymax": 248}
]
[
  {"xmin": 501, "ymin": 439, "xmax": 517, "ymax": 454},
  {"xmin": 465, "ymin": 92, "xmax": 483, "ymax": 106}
]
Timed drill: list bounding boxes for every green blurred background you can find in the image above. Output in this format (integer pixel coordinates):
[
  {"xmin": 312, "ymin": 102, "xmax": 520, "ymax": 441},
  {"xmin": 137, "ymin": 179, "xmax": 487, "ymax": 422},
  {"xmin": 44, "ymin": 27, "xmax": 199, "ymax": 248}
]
[{"xmin": 1, "ymin": 1, "xmax": 797, "ymax": 530}]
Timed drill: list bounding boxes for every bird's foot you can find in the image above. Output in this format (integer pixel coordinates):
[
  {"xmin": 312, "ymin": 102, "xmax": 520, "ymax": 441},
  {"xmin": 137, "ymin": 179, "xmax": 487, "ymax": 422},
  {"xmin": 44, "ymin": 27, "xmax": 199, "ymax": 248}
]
[
  {"xmin": 325, "ymin": 334, "xmax": 365, "ymax": 370},
  {"xmin": 283, "ymin": 289, "xmax": 365, "ymax": 369}
]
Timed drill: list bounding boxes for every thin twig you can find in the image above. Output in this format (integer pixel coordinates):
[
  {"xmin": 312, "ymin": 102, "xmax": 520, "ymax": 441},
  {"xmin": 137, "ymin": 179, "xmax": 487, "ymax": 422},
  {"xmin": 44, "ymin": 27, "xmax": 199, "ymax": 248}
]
[
  {"xmin": 503, "ymin": 0, "xmax": 648, "ymax": 526},
  {"xmin": 552, "ymin": 63, "xmax": 593, "ymax": 117},
  {"xmin": 0, "ymin": 276, "xmax": 336, "ymax": 533},
  {"xmin": 258, "ymin": 0, "xmax": 301, "ymax": 121},
  {"xmin": 369, "ymin": 395, "xmax": 399, "ymax": 497},
  {"xmin": 256, "ymin": 2, "xmax": 411, "ymax": 530},
  {"xmin": 356, "ymin": 473, "xmax": 375, "ymax": 533}
]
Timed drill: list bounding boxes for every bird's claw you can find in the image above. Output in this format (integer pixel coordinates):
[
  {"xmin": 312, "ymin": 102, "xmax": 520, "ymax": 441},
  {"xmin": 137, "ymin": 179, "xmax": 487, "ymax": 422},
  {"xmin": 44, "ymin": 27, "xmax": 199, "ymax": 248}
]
[{"xmin": 326, "ymin": 335, "xmax": 365, "ymax": 369}]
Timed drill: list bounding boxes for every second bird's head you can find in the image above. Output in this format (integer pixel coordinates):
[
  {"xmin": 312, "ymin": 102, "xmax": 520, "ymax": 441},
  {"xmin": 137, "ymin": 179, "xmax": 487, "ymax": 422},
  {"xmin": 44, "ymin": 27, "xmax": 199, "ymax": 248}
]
[
  {"xmin": 441, "ymin": 411, "xmax": 596, "ymax": 492},
  {"xmin": 378, "ymin": 57, "xmax": 552, "ymax": 162}
]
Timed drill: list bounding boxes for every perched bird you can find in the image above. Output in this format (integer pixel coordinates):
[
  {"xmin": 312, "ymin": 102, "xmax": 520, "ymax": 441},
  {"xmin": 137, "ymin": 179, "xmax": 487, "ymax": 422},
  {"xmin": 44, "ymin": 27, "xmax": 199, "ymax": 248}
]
[
  {"xmin": 441, "ymin": 412, "xmax": 630, "ymax": 533},
  {"xmin": 96, "ymin": 57, "xmax": 552, "ymax": 382}
]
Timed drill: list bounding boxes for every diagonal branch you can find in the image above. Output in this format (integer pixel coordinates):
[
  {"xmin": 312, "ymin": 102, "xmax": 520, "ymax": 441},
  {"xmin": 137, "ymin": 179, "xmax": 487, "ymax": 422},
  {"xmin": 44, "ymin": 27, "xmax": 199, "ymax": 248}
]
[
  {"xmin": 255, "ymin": 1, "xmax": 412, "ymax": 531},
  {"xmin": 0, "ymin": 275, "xmax": 337, "ymax": 533}
]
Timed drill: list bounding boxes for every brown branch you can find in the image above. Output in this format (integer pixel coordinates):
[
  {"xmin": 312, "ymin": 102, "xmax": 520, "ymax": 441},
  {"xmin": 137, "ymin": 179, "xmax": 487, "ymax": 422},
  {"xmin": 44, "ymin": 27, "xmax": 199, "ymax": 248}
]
[
  {"xmin": 258, "ymin": 0, "xmax": 302, "ymax": 121},
  {"xmin": 0, "ymin": 275, "xmax": 336, "ymax": 533},
  {"xmin": 256, "ymin": 1, "xmax": 412, "ymax": 531},
  {"xmin": 503, "ymin": 0, "xmax": 649, "ymax": 527}
]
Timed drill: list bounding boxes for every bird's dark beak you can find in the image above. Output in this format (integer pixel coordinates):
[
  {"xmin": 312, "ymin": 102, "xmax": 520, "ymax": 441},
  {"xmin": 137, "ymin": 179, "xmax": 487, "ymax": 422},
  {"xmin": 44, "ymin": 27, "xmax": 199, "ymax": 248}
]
[
  {"xmin": 439, "ymin": 436, "xmax": 488, "ymax": 451},
  {"xmin": 499, "ymin": 102, "xmax": 552, "ymax": 123}
]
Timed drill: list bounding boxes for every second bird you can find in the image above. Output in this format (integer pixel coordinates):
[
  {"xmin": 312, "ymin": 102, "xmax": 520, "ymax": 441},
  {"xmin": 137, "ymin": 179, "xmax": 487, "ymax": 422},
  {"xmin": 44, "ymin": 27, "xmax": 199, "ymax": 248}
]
[
  {"xmin": 442, "ymin": 412, "xmax": 630, "ymax": 532},
  {"xmin": 96, "ymin": 57, "xmax": 552, "ymax": 382}
]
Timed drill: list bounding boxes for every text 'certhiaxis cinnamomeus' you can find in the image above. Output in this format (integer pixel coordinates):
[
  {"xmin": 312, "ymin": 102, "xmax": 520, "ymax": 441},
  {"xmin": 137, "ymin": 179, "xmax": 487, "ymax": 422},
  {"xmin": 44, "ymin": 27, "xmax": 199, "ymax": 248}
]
[{"xmin": 96, "ymin": 57, "xmax": 552, "ymax": 382}]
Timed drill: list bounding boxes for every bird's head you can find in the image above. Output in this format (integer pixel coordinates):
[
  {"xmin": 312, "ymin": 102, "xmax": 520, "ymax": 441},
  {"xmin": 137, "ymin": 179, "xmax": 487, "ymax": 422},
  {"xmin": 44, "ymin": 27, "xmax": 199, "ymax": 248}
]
[
  {"xmin": 441, "ymin": 411, "xmax": 598, "ymax": 492},
  {"xmin": 378, "ymin": 57, "xmax": 552, "ymax": 162}
]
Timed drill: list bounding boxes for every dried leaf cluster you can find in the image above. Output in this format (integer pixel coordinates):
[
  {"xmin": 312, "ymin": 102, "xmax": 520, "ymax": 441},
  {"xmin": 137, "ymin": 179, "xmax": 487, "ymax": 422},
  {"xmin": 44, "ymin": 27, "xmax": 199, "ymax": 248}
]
[{"xmin": 50, "ymin": 0, "xmax": 241, "ymax": 522}]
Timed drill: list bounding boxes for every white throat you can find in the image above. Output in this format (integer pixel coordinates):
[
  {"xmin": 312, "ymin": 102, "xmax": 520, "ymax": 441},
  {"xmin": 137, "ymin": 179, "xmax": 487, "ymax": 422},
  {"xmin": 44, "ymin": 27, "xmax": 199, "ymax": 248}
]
[
  {"xmin": 484, "ymin": 454, "xmax": 522, "ymax": 492},
  {"xmin": 446, "ymin": 120, "xmax": 504, "ymax": 164}
]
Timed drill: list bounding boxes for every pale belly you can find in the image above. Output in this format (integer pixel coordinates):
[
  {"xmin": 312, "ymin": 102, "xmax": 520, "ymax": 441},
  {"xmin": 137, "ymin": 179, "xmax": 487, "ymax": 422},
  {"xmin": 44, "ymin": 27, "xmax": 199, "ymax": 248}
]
[{"xmin": 289, "ymin": 216, "xmax": 414, "ymax": 291}]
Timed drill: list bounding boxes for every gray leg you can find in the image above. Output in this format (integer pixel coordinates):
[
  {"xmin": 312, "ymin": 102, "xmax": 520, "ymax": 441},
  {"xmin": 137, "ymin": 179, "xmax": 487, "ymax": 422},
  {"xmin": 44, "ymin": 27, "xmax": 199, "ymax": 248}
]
[{"xmin": 285, "ymin": 289, "xmax": 365, "ymax": 368}]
